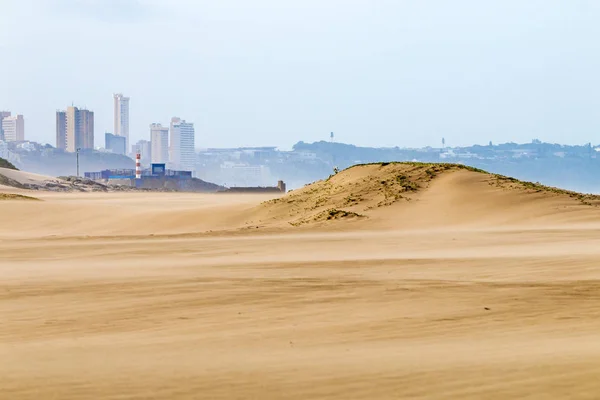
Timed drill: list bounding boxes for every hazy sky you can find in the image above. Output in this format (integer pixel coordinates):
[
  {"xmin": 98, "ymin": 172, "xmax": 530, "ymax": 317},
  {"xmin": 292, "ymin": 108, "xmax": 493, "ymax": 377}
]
[{"xmin": 1, "ymin": 0, "xmax": 600, "ymax": 149}]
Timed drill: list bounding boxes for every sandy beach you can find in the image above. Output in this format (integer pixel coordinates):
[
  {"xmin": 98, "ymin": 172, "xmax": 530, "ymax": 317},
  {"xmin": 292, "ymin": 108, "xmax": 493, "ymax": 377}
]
[{"xmin": 2, "ymin": 165, "xmax": 600, "ymax": 399}]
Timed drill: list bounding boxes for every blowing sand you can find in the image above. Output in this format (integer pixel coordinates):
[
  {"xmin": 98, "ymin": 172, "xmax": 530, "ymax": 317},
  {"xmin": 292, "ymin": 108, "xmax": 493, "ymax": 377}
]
[{"xmin": 2, "ymin": 165, "xmax": 600, "ymax": 399}]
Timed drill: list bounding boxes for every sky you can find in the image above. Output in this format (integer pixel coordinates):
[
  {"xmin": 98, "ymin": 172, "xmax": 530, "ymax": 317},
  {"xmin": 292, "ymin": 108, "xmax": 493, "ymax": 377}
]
[{"xmin": 1, "ymin": 0, "xmax": 600, "ymax": 150}]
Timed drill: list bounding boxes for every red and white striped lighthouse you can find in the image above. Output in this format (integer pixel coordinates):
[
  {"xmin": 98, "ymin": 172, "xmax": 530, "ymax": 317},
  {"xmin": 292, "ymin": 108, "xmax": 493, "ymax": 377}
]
[{"xmin": 135, "ymin": 153, "xmax": 141, "ymax": 179}]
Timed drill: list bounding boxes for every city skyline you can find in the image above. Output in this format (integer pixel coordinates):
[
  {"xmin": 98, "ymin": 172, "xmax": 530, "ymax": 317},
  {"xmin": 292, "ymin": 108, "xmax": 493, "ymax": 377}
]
[{"xmin": 49, "ymin": 93, "xmax": 199, "ymax": 163}]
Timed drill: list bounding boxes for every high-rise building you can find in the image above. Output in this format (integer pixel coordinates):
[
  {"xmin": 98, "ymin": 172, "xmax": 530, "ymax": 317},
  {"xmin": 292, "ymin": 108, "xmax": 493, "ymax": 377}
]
[
  {"xmin": 169, "ymin": 117, "xmax": 196, "ymax": 172},
  {"xmin": 132, "ymin": 139, "xmax": 152, "ymax": 166},
  {"xmin": 0, "ymin": 111, "xmax": 11, "ymax": 141},
  {"xmin": 105, "ymin": 132, "xmax": 126, "ymax": 155},
  {"xmin": 56, "ymin": 111, "xmax": 67, "ymax": 150},
  {"xmin": 150, "ymin": 123, "xmax": 169, "ymax": 164},
  {"xmin": 113, "ymin": 93, "xmax": 130, "ymax": 150},
  {"xmin": 1, "ymin": 114, "xmax": 25, "ymax": 142},
  {"xmin": 64, "ymin": 106, "xmax": 94, "ymax": 152},
  {"xmin": 79, "ymin": 109, "xmax": 94, "ymax": 150}
]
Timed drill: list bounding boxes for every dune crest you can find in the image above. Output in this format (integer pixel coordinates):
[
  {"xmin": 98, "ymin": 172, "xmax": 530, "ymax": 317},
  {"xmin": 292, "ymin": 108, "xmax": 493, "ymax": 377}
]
[{"xmin": 253, "ymin": 162, "xmax": 600, "ymax": 229}]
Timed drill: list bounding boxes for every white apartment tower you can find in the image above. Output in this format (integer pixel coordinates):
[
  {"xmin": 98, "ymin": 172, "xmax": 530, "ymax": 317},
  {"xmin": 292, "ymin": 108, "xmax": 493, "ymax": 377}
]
[
  {"xmin": 1, "ymin": 114, "xmax": 25, "ymax": 142},
  {"xmin": 169, "ymin": 117, "xmax": 196, "ymax": 173},
  {"xmin": 113, "ymin": 93, "xmax": 130, "ymax": 150},
  {"xmin": 150, "ymin": 123, "xmax": 169, "ymax": 164}
]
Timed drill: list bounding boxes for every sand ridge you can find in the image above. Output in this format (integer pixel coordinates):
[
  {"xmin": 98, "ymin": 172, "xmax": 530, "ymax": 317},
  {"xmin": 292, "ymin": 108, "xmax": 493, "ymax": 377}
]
[
  {"xmin": 3, "ymin": 163, "xmax": 600, "ymax": 238},
  {"xmin": 0, "ymin": 166, "xmax": 67, "ymax": 187},
  {"xmin": 252, "ymin": 163, "xmax": 600, "ymax": 230},
  {"xmin": 2, "ymin": 163, "xmax": 600, "ymax": 399}
]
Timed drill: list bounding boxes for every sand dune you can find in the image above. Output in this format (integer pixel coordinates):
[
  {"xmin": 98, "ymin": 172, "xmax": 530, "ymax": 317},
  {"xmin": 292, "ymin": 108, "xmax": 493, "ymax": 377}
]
[
  {"xmin": 0, "ymin": 166, "xmax": 67, "ymax": 186},
  {"xmin": 4, "ymin": 163, "xmax": 599, "ymax": 238},
  {"xmin": 252, "ymin": 163, "xmax": 600, "ymax": 229},
  {"xmin": 2, "ymin": 163, "xmax": 600, "ymax": 399}
]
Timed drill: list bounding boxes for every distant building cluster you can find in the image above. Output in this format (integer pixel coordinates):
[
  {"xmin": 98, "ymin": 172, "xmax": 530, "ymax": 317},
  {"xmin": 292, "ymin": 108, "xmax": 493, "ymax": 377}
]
[
  {"xmin": 144, "ymin": 117, "xmax": 195, "ymax": 174},
  {"xmin": 53, "ymin": 94, "xmax": 127, "ymax": 154},
  {"xmin": 7, "ymin": 92, "xmax": 600, "ymax": 194},
  {"xmin": 2, "ymin": 93, "xmax": 194, "ymax": 179},
  {"xmin": 47, "ymin": 93, "xmax": 196, "ymax": 174}
]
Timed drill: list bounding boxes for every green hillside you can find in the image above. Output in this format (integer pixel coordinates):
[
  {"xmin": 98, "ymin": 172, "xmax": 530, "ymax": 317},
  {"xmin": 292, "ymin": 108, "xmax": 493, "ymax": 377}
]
[{"xmin": 0, "ymin": 157, "xmax": 18, "ymax": 170}]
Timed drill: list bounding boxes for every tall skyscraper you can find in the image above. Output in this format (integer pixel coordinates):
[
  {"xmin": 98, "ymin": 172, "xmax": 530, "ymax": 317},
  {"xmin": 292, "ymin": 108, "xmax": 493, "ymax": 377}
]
[
  {"xmin": 113, "ymin": 93, "xmax": 130, "ymax": 150},
  {"xmin": 169, "ymin": 117, "xmax": 196, "ymax": 172},
  {"xmin": 56, "ymin": 111, "xmax": 67, "ymax": 150},
  {"xmin": 64, "ymin": 106, "xmax": 94, "ymax": 152},
  {"xmin": 150, "ymin": 123, "xmax": 169, "ymax": 164},
  {"xmin": 105, "ymin": 133, "xmax": 126, "ymax": 155},
  {"xmin": 1, "ymin": 115, "xmax": 25, "ymax": 142}
]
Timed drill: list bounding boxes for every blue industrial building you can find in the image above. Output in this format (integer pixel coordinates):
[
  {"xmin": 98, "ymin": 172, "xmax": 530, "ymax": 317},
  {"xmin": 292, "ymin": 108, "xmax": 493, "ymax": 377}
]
[{"xmin": 84, "ymin": 163, "xmax": 193, "ymax": 190}]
